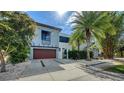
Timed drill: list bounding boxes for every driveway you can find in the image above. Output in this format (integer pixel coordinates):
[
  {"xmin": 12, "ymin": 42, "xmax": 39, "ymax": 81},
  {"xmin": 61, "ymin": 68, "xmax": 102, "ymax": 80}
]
[{"xmin": 17, "ymin": 59, "xmax": 112, "ymax": 81}]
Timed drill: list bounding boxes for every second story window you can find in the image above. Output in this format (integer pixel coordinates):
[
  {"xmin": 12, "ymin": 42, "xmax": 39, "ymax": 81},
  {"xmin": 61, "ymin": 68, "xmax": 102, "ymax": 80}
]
[
  {"xmin": 59, "ymin": 36, "xmax": 69, "ymax": 43},
  {"xmin": 42, "ymin": 30, "xmax": 50, "ymax": 41},
  {"xmin": 42, "ymin": 30, "xmax": 51, "ymax": 45}
]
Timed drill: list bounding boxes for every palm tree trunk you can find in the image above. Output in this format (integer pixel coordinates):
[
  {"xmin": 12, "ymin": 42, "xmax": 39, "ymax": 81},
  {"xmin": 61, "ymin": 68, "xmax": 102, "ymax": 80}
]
[
  {"xmin": 0, "ymin": 51, "xmax": 6, "ymax": 72},
  {"xmin": 86, "ymin": 28, "xmax": 91, "ymax": 61},
  {"xmin": 77, "ymin": 40, "xmax": 80, "ymax": 52},
  {"xmin": 77, "ymin": 40, "xmax": 80, "ymax": 59},
  {"xmin": 103, "ymin": 34, "xmax": 114, "ymax": 59},
  {"xmin": 120, "ymin": 50, "xmax": 123, "ymax": 57},
  {"xmin": 86, "ymin": 41, "xmax": 91, "ymax": 61}
]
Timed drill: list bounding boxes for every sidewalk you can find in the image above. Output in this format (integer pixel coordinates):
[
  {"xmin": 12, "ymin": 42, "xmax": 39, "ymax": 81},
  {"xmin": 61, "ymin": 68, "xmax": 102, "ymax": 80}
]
[{"xmin": 18, "ymin": 59, "xmax": 112, "ymax": 81}]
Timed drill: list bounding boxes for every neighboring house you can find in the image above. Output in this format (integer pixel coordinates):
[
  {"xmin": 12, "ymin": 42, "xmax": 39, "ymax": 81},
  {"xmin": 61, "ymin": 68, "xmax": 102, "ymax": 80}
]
[
  {"xmin": 30, "ymin": 22, "xmax": 72, "ymax": 59},
  {"xmin": 79, "ymin": 41, "xmax": 99, "ymax": 58}
]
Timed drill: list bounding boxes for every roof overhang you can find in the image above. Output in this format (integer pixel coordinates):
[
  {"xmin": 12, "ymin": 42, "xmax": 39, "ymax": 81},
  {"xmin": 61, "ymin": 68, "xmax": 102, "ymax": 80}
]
[{"xmin": 36, "ymin": 22, "xmax": 62, "ymax": 31}]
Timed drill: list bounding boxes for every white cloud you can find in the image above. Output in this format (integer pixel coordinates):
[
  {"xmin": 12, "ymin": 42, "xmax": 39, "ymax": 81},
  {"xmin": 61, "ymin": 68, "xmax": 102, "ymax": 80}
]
[
  {"xmin": 66, "ymin": 12, "xmax": 76, "ymax": 25},
  {"xmin": 66, "ymin": 11, "xmax": 82, "ymax": 28}
]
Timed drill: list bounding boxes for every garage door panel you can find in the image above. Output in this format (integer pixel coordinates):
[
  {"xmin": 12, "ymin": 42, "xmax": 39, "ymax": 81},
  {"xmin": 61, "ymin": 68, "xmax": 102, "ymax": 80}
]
[{"xmin": 33, "ymin": 49, "xmax": 56, "ymax": 59}]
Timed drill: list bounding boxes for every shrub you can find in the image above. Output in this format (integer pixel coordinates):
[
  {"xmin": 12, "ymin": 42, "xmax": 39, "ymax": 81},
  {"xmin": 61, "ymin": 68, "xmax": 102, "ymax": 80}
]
[
  {"xmin": 68, "ymin": 50, "xmax": 93, "ymax": 59},
  {"xmin": 9, "ymin": 45, "xmax": 29, "ymax": 65}
]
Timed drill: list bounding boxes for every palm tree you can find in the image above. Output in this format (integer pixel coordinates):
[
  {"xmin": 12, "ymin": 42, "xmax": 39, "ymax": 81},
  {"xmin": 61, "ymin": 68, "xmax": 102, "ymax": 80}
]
[
  {"xmin": 69, "ymin": 29, "xmax": 85, "ymax": 51},
  {"xmin": 69, "ymin": 29, "xmax": 85, "ymax": 59},
  {"xmin": 101, "ymin": 12, "xmax": 124, "ymax": 59},
  {"xmin": 70, "ymin": 11, "xmax": 115, "ymax": 61}
]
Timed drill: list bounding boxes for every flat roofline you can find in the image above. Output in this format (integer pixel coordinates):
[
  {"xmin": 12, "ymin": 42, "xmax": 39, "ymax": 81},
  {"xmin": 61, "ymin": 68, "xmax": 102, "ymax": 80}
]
[
  {"xmin": 36, "ymin": 22, "xmax": 62, "ymax": 31},
  {"xmin": 59, "ymin": 33, "xmax": 71, "ymax": 38},
  {"xmin": 31, "ymin": 46, "xmax": 58, "ymax": 48}
]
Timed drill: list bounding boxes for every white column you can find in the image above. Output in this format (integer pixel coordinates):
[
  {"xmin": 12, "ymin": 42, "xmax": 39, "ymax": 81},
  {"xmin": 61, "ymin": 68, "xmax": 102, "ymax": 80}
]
[
  {"xmin": 30, "ymin": 47, "xmax": 33, "ymax": 60},
  {"xmin": 56, "ymin": 48, "xmax": 60, "ymax": 59}
]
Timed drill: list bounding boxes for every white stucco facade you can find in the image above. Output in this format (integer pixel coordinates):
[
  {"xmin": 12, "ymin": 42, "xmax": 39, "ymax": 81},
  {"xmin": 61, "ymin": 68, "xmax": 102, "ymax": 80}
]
[
  {"xmin": 30, "ymin": 23, "xmax": 61, "ymax": 59},
  {"xmin": 32, "ymin": 25, "xmax": 59, "ymax": 48},
  {"xmin": 30, "ymin": 23, "xmax": 71, "ymax": 59},
  {"xmin": 79, "ymin": 43, "xmax": 99, "ymax": 58},
  {"xmin": 58, "ymin": 33, "xmax": 72, "ymax": 59}
]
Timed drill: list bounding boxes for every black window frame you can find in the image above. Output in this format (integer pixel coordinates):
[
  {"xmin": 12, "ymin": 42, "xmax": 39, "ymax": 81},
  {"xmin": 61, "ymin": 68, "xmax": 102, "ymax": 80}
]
[
  {"xmin": 41, "ymin": 30, "xmax": 51, "ymax": 41},
  {"xmin": 59, "ymin": 36, "xmax": 69, "ymax": 43}
]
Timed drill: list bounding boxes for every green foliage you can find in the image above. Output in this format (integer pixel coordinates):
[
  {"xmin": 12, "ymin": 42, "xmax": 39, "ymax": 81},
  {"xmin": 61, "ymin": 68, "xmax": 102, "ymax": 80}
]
[
  {"xmin": 68, "ymin": 50, "xmax": 93, "ymax": 59},
  {"xmin": 98, "ymin": 12, "xmax": 124, "ymax": 58},
  {"xmin": 69, "ymin": 29, "xmax": 85, "ymax": 50},
  {"xmin": 9, "ymin": 45, "xmax": 30, "ymax": 64},
  {"xmin": 70, "ymin": 11, "xmax": 124, "ymax": 59},
  {"xmin": 105, "ymin": 65, "xmax": 124, "ymax": 74},
  {"xmin": 70, "ymin": 11, "xmax": 115, "ymax": 60},
  {"xmin": 0, "ymin": 11, "xmax": 36, "ymax": 65}
]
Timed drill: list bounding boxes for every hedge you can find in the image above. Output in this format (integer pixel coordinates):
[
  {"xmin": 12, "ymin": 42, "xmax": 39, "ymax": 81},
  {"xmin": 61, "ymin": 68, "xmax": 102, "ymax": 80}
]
[{"xmin": 68, "ymin": 50, "xmax": 93, "ymax": 59}]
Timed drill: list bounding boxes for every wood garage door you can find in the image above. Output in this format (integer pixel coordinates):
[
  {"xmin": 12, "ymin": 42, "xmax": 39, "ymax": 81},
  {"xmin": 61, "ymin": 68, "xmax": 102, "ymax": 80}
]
[{"xmin": 33, "ymin": 49, "xmax": 56, "ymax": 59}]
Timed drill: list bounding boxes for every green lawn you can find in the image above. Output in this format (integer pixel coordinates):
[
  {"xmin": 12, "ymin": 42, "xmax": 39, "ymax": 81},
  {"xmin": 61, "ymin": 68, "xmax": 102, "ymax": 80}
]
[{"xmin": 105, "ymin": 65, "xmax": 124, "ymax": 74}]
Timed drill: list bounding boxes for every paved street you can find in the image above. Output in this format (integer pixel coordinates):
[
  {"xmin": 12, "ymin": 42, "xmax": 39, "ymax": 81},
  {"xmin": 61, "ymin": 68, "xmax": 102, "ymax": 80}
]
[{"xmin": 17, "ymin": 59, "xmax": 112, "ymax": 81}]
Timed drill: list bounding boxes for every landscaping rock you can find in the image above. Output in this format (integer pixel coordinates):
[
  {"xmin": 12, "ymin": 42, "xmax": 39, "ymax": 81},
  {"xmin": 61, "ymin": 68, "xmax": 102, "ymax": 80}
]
[{"xmin": 0, "ymin": 62, "xmax": 30, "ymax": 81}]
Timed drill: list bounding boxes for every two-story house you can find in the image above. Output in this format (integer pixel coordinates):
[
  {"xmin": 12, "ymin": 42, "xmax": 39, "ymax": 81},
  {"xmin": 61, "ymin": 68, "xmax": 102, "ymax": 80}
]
[
  {"xmin": 30, "ymin": 22, "xmax": 72, "ymax": 59},
  {"xmin": 30, "ymin": 22, "xmax": 99, "ymax": 60}
]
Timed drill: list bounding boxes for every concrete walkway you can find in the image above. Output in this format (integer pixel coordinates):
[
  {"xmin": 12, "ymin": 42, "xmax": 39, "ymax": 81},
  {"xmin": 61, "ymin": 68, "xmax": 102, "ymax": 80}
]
[{"xmin": 17, "ymin": 59, "xmax": 112, "ymax": 81}]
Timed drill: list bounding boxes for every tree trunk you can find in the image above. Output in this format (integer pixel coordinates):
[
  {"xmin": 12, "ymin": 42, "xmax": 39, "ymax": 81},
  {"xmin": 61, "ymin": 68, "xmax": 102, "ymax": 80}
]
[
  {"xmin": 86, "ymin": 41, "xmax": 91, "ymax": 61},
  {"xmin": 77, "ymin": 39, "xmax": 80, "ymax": 59},
  {"xmin": 102, "ymin": 34, "xmax": 114, "ymax": 59},
  {"xmin": 77, "ymin": 40, "xmax": 80, "ymax": 52},
  {"xmin": 85, "ymin": 28, "xmax": 91, "ymax": 61},
  {"xmin": 0, "ymin": 51, "xmax": 6, "ymax": 72},
  {"xmin": 120, "ymin": 50, "xmax": 123, "ymax": 57}
]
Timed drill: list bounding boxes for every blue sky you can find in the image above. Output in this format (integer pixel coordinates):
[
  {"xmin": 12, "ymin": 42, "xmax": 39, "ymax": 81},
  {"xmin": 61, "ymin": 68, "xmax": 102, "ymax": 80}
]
[{"xmin": 27, "ymin": 11, "xmax": 73, "ymax": 35}]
